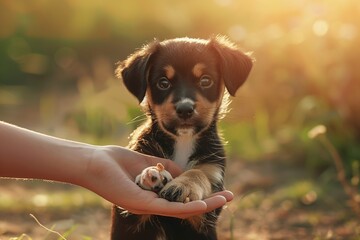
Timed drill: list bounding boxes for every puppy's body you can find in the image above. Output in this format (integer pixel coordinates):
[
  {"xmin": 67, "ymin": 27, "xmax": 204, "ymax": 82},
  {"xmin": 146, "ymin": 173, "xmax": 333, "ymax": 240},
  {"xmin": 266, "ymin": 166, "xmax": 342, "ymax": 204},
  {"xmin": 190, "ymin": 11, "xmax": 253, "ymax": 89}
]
[
  {"xmin": 112, "ymin": 121, "xmax": 223, "ymax": 240},
  {"xmin": 111, "ymin": 37, "xmax": 253, "ymax": 240}
]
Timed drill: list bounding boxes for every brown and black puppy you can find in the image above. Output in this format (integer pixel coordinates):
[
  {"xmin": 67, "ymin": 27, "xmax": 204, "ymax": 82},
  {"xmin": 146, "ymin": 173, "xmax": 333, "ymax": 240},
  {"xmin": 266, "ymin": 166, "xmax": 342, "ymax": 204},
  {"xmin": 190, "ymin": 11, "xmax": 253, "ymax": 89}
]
[{"xmin": 111, "ymin": 36, "xmax": 253, "ymax": 240}]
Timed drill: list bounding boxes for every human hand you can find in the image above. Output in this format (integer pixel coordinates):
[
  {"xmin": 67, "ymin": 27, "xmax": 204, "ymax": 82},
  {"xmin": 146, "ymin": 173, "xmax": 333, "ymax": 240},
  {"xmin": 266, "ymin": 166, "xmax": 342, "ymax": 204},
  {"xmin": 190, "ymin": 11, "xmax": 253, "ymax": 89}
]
[
  {"xmin": 0, "ymin": 122, "xmax": 232, "ymax": 219},
  {"xmin": 81, "ymin": 145, "xmax": 233, "ymax": 218}
]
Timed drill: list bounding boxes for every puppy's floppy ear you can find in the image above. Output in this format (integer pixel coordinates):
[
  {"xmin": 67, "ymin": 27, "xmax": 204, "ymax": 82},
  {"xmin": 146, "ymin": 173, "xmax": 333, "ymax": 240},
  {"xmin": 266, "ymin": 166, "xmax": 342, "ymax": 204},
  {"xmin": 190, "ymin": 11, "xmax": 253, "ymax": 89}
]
[
  {"xmin": 209, "ymin": 36, "xmax": 254, "ymax": 96},
  {"xmin": 116, "ymin": 40, "xmax": 160, "ymax": 103}
]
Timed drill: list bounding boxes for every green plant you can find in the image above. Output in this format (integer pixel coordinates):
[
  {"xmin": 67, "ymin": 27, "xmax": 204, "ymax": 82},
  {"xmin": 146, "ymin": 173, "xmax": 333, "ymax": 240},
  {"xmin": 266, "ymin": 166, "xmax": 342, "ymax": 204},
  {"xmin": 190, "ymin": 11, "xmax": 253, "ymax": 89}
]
[{"xmin": 308, "ymin": 125, "xmax": 360, "ymax": 215}]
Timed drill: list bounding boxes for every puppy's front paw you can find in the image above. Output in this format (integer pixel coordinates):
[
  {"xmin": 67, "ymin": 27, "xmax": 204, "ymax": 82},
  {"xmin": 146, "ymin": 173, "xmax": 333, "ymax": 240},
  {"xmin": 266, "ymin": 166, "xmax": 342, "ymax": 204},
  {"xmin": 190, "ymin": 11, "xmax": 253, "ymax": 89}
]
[
  {"xmin": 159, "ymin": 179, "xmax": 193, "ymax": 203},
  {"xmin": 135, "ymin": 163, "xmax": 173, "ymax": 193},
  {"xmin": 159, "ymin": 170, "xmax": 211, "ymax": 203},
  {"xmin": 159, "ymin": 170, "xmax": 213, "ymax": 231}
]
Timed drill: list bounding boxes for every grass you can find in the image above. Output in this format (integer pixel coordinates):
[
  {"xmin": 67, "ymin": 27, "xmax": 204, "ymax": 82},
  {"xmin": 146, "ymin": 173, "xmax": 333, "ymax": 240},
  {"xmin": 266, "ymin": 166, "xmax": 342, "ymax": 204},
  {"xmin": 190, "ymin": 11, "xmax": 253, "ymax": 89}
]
[
  {"xmin": 0, "ymin": 184, "xmax": 107, "ymax": 213},
  {"xmin": 0, "ymin": 180, "xmax": 109, "ymax": 239}
]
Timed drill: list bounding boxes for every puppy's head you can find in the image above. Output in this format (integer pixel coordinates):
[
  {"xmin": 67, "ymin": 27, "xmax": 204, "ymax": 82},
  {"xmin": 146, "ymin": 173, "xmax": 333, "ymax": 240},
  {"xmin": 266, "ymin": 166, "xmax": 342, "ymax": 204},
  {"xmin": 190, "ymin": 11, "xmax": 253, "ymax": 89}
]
[{"xmin": 117, "ymin": 36, "xmax": 253, "ymax": 137}]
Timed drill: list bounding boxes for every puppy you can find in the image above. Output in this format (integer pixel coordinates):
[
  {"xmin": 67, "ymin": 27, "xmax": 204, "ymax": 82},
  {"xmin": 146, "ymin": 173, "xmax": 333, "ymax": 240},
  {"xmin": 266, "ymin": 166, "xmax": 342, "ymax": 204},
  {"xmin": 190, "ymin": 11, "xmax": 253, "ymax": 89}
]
[{"xmin": 111, "ymin": 36, "xmax": 253, "ymax": 240}]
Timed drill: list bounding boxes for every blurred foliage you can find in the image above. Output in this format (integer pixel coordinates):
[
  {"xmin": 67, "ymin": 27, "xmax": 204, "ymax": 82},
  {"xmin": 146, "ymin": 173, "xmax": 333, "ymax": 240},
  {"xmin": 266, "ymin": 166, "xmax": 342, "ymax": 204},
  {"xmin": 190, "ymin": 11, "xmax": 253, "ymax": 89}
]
[
  {"xmin": 0, "ymin": 184, "xmax": 105, "ymax": 213},
  {"xmin": 0, "ymin": 0, "xmax": 360, "ymax": 178}
]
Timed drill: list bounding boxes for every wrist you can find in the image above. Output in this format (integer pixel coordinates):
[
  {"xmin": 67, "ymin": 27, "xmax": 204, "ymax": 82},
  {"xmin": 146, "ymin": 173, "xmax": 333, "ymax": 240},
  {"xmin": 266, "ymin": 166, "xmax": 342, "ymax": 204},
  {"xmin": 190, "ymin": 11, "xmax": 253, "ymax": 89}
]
[{"xmin": 79, "ymin": 145, "xmax": 117, "ymax": 191}]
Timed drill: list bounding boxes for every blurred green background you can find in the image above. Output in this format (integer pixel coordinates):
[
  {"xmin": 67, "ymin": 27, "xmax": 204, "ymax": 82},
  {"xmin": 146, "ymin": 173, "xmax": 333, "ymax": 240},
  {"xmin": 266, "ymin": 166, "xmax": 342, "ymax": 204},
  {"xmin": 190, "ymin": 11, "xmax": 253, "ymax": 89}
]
[{"xmin": 0, "ymin": 0, "xmax": 359, "ymax": 239}]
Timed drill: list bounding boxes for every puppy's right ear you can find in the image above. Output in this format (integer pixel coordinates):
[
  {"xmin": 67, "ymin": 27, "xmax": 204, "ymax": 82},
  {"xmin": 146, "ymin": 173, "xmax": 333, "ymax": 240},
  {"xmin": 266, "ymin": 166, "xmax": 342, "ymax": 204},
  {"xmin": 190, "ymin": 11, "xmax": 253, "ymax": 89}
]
[{"xmin": 116, "ymin": 41, "xmax": 160, "ymax": 103}]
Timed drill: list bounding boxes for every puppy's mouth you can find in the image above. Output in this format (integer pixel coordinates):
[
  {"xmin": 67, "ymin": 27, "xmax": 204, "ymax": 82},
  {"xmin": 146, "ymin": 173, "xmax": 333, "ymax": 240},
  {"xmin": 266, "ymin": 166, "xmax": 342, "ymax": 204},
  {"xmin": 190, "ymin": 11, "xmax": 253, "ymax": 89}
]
[
  {"xmin": 161, "ymin": 121, "xmax": 193, "ymax": 136},
  {"xmin": 178, "ymin": 122, "xmax": 194, "ymax": 129},
  {"xmin": 177, "ymin": 127, "xmax": 194, "ymax": 136},
  {"xmin": 160, "ymin": 118, "xmax": 207, "ymax": 137}
]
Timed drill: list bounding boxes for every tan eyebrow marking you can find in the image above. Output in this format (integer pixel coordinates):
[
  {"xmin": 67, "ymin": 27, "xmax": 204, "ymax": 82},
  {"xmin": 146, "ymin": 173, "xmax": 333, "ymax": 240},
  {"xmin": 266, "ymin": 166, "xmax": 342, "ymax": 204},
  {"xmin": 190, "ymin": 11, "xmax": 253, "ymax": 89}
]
[
  {"xmin": 164, "ymin": 65, "xmax": 175, "ymax": 80},
  {"xmin": 192, "ymin": 63, "xmax": 206, "ymax": 78}
]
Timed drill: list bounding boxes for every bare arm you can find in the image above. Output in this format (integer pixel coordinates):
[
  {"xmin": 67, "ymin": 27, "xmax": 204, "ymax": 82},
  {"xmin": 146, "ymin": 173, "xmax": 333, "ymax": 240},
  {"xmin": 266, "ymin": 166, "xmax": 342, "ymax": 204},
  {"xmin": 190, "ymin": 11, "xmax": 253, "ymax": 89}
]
[
  {"xmin": 0, "ymin": 121, "xmax": 94, "ymax": 182},
  {"xmin": 0, "ymin": 121, "xmax": 233, "ymax": 218}
]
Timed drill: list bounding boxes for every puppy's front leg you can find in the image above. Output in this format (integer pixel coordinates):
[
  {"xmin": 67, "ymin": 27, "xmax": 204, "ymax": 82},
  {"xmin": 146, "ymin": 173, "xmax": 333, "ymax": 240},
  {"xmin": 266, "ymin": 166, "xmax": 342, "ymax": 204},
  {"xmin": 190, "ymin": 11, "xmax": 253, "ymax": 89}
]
[
  {"xmin": 159, "ymin": 163, "xmax": 224, "ymax": 203},
  {"xmin": 159, "ymin": 164, "xmax": 223, "ymax": 230},
  {"xmin": 159, "ymin": 169, "xmax": 212, "ymax": 203}
]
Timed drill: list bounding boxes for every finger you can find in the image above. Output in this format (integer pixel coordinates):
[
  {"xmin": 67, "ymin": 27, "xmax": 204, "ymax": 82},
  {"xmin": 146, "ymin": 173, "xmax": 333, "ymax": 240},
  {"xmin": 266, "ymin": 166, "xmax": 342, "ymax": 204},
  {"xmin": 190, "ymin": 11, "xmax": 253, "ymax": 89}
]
[
  {"xmin": 125, "ymin": 190, "xmax": 234, "ymax": 218},
  {"xmin": 128, "ymin": 198, "xmax": 207, "ymax": 217},
  {"xmin": 127, "ymin": 208, "xmax": 202, "ymax": 219},
  {"xmin": 203, "ymin": 195, "xmax": 227, "ymax": 212},
  {"xmin": 209, "ymin": 190, "xmax": 234, "ymax": 202},
  {"xmin": 176, "ymin": 192, "xmax": 233, "ymax": 218}
]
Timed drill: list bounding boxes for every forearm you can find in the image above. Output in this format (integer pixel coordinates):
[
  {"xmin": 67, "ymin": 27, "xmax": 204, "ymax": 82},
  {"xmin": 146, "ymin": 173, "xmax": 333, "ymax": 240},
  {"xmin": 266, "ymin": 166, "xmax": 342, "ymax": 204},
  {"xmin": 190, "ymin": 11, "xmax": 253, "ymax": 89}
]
[
  {"xmin": 0, "ymin": 121, "xmax": 93, "ymax": 185},
  {"xmin": 0, "ymin": 122, "xmax": 234, "ymax": 217}
]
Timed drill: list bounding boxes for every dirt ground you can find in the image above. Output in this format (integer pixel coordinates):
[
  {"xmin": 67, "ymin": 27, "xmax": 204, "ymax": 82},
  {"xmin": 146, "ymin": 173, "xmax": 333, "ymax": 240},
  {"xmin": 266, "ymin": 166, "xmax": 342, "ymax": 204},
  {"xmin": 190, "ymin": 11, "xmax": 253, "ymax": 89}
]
[{"xmin": 0, "ymin": 160, "xmax": 359, "ymax": 240}]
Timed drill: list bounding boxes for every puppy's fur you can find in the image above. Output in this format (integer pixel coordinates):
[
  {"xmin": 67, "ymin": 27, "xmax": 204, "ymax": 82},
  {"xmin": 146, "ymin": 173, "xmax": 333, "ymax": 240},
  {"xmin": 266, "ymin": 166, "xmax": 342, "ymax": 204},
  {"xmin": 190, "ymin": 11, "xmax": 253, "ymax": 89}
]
[
  {"xmin": 111, "ymin": 36, "xmax": 253, "ymax": 240},
  {"xmin": 135, "ymin": 163, "xmax": 173, "ymax": 193}
]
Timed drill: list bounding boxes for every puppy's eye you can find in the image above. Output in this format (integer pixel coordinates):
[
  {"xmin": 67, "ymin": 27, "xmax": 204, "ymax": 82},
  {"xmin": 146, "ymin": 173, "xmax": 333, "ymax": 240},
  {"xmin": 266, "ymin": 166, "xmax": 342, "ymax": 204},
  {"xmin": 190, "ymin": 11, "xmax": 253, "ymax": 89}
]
[
  {"xmin": 157, "ymin": 77, "xmax": 171, "ymax": 90},
  {"xmin": 199, "ymin": 75, "xmax": 213, "ymax": 88},
  {"xmin": 151, "ymin": 176, "xmax": 158, "ymax": 182},
  {"xmin": 162, "ymin": 177, "xmax": 168, "ymax": 185}
]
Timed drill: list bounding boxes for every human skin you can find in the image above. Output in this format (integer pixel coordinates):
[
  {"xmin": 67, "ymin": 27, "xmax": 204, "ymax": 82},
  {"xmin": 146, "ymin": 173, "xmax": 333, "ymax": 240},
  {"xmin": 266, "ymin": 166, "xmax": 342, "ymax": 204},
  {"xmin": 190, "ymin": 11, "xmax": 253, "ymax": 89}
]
[{"xmin": 0, "ymin": 121, "xmax": 233, "ymax": 218}]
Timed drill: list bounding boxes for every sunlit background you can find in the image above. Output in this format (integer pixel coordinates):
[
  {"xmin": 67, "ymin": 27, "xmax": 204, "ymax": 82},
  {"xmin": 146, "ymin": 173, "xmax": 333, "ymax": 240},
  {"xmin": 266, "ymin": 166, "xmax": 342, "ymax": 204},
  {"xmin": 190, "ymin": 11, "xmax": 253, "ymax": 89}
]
[{"xmin": 0, "ymin": 1, "xmax": 359, "ymax": 239}]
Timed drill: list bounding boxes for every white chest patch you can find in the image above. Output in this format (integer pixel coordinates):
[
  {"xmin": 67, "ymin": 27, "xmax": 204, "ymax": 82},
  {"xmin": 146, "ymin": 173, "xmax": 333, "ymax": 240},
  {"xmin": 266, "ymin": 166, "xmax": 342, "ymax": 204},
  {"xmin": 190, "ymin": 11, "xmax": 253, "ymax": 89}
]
[{"xmin": 173, "ymin": 129, "xmax": 196, "ymax": 170}]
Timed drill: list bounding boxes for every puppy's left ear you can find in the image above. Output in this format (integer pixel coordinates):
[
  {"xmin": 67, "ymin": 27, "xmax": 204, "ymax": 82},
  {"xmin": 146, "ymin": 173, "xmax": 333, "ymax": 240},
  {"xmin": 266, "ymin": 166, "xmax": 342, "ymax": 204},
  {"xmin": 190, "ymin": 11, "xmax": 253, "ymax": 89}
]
[
  {"xmin": 209, "ymin": 36, "xmax": 254, "ymax": 96},
  {"xmin": 116, "ymin": 41, "xmax": 160, "ymax": 103}
]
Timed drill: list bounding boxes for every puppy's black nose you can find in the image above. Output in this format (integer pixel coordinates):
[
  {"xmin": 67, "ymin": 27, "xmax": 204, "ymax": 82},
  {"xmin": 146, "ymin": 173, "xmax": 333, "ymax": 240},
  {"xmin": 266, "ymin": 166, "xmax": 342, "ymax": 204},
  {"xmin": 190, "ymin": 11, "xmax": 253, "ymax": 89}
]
[
  {"xmin": 176, "ymin": 102, "xmax": 194, "ymax": 120},
  {"xmin": 153, "ymin": 185, "xmax": 162, "ymax": 193}
]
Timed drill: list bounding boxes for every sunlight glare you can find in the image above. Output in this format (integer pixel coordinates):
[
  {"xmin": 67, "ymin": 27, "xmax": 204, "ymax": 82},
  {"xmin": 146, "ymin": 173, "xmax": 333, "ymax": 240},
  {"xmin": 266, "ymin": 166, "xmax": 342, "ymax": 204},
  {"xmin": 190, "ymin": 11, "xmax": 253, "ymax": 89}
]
[
  {"xmin": 214, "ymin": 0, "xmax": 233, "ymax": 7},
  {"xmin": 32, "ymin": 194, "xmax": 49, "ymax": 207},
  {"xmin": 228, "ymin": 25, "xmax": 247, "ymax": 42},
  {"xmin": 338, "ymin": 23, "xmax": 358, "ymax": 40},
  {"xmin": 265, "ymin": 24, "xmax": 284, "ymax": 40},
  {"xmin": 312, "ymin": 20, "xmax": 329, "ymax": 36}
]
